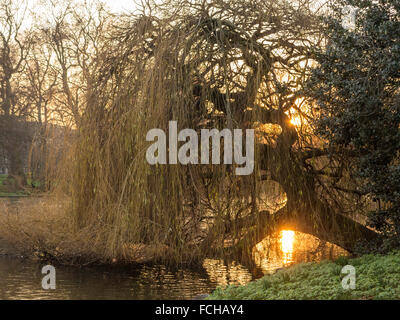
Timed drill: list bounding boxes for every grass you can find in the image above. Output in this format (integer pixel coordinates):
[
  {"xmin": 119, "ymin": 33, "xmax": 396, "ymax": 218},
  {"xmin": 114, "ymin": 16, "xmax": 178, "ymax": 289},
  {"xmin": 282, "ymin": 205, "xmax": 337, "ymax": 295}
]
[
  {"xmin": 208, "ymin": 251, "xmax": 400, "ymax": 300},
  {"xmin": 0, "ymin": 196, "xmax": 107, "ymax": 265},
  {"xmin": 0, "ymin": 174, "xmax": 7, "ymax": 186},
  {"xmin": 0, "ymin": 192, "xmax": 28, "ymax": 197},
  {"xmin": 0, "ymin": 196, "xmax": 178, "ymax": 266},
  {"xmin": 0, "ymin": 174, "xmax": 39, "ymax": 197}
]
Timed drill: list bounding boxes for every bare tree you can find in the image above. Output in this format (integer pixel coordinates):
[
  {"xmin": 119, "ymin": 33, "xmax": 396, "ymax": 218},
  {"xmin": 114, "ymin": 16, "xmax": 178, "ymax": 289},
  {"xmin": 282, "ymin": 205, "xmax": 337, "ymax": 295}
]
[
  {"xmin": 72, "ymin": 0, "xmax": 382, "ymax": 265},
  {"xmin": 23, "ymin": 31, "xmax": 58, "ymax": 188},
  {"xmin": 41, "ymin": 0, "xmax": 110, "ymax": 128},
  {"xmin": 0, "ymin": 0, "xmax": 33, "ymax": 187}
]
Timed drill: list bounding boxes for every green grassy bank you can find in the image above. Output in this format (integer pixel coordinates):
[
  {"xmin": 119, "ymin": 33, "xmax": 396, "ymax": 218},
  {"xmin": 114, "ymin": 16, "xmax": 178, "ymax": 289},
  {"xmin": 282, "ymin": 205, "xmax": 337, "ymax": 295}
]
[{"xmin": 208, "ymin": 251, "xmax": 400, "ymax": 300}]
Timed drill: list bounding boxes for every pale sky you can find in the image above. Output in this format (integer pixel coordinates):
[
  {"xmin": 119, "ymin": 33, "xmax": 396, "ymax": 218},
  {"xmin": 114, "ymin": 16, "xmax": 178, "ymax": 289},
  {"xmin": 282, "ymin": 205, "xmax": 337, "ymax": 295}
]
[
  {"xmin": 101, "ymin": 0, "xmax": 138, "ymax": 13},
  {"xmin": 26, "ymin": 0, "xmax": 139, "ymax": 15},
  {"xmin": 15, "ymin": 0, "xmax": 140, "ymax": 31}
]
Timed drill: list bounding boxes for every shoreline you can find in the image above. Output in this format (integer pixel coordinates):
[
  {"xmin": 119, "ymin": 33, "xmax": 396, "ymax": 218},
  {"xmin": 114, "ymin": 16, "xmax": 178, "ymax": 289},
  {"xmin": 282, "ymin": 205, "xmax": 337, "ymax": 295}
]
[{"xmin": 207, "ymin": 251, "xmax": 400, "ymax": 300}]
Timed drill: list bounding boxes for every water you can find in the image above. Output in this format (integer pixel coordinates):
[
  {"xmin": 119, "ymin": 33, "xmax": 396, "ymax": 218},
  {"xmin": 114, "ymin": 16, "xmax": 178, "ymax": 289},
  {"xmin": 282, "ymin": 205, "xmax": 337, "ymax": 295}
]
[
  {"xmin": 0, "ymin": 257, "xmax": 219, "ymax": 300},
  {"xmin": 0, "ymin": 232, "xmax": 347, "ymax": 300},
  {"xmin": 0, "ymin": 197, "xmax": 257, "ymax": 299},
  {"xmin": 0, "ymin": 198, "xmax": 348, "ymax": 299}
]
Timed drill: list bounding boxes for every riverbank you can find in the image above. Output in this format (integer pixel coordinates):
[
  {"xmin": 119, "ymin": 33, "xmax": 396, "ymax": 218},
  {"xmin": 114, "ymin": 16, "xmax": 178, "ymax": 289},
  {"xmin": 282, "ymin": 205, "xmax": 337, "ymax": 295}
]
[
  {"xmin": 0, "ymin": 196, "xmax": 205, "ymax": 267},
  {"xmin": 0, "ymin": 196, "xmax": 114, "ymax": 266},
  {"xmin": 208, "ymin": 251, "xmax": 400, "ymax": 300}
]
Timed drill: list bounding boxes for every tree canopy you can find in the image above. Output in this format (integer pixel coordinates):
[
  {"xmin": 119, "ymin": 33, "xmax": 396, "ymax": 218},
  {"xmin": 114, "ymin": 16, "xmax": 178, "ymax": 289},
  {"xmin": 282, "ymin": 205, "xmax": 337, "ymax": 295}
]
[
  {"xmin": 309, "ymin": 0, "xmax": 400, "ymax": 249},
  {"xmin": 1, "ymin": 0, "xmax": 398, "ymax": 266},
  {"xmin": 70, "ymin": 0, "xmax": 383, "ymax": 265}
]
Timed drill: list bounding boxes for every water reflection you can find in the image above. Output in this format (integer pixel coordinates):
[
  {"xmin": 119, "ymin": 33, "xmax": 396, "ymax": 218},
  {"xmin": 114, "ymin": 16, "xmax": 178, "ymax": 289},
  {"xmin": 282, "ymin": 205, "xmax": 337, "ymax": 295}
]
[
  {"xmin": 253, "ymin": 230, "xmax": 348, "ymax": 274},
  {"xmin": 0, "ymin": 257, "xmax": 215, "ymax": 300},
  {"xmin": 0, "ymin": 228, "xmax": 348, "ymax": 299},
  {"xmin": 202, "ymin": 259, "xmax": 253, "ymax": 286},
  {"xmin": 281, "ymin": 230, "xmax": 295, "ymax": 265},
  {"xmin": 200, "ymin": 230, "xmax": 348, "ymax": 288}
]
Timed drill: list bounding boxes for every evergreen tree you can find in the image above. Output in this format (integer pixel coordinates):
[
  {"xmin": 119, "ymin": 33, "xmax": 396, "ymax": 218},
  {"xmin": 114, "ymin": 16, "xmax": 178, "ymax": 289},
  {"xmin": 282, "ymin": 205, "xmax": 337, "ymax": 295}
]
[{"xmin": 309, "ymin": 0, "xmax": 400, "ymax": 247}]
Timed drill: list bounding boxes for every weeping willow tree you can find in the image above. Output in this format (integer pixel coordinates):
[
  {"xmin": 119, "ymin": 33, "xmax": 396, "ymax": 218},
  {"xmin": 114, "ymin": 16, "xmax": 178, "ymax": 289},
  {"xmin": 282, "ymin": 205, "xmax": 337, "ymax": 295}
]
[{"xmin": 71, "ymin": 0, "xmax": 382, "ymax": 266}]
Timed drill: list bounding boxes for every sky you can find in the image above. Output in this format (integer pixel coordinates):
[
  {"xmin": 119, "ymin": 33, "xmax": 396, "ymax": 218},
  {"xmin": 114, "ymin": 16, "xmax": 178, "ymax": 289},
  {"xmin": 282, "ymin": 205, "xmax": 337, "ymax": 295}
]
[
  {"xmin": 100, "ymin": 0, "xmax": 138, "ymax": 13},
  {"xmin": 25, "ymin": 0, "xmax": 139, "ymax": 15},
  {"xmin": 15, "ymin": 0, "xmax": 139, "ymax": 31}
]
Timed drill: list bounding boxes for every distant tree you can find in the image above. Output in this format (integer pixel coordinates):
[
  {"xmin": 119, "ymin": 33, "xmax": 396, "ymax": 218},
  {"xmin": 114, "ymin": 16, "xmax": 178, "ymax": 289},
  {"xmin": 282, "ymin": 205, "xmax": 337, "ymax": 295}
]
[
  {"xmin": 41, "ymin": 0, "xmax": 110, "ymax": 128},
  {"xmin": 23, "ymin": 31, "xmax": 58, "ymax": 189},
  {"xmin": 308, "ymin": 0, "xmax": 400, "ymax": 249},
  {"xmin": 0, "ymin": 0, "xmax": 33, "ymax": 187},
  {"xmin": 21, "ymin": 0, "xmax": 111, "ymax": 189}
]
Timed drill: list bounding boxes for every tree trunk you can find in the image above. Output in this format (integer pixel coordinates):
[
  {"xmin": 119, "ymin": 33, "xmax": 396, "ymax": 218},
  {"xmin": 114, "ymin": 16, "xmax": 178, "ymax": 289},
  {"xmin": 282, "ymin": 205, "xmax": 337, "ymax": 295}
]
[
  {"xmin": 2, "ymin": 117, "xmax": 28, "ymax": 190},
  {"xmin": 214, "ymin": 131, "xmax": 384, "ymax": 264},
  {"xmin": 230, "ymin": 146, "xmax": 384, "ymax": 263}
]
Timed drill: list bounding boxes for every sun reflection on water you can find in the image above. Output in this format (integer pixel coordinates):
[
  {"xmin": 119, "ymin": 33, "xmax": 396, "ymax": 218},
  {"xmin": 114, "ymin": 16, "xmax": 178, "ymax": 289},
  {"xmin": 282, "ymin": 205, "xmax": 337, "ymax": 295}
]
[
  {"xmin": 280, "ymin": 230, "xmax": 295, "ymax": 265},
  {"xmin": 202, "ymin": 230, "xmax": 350, "ymax": 288}
]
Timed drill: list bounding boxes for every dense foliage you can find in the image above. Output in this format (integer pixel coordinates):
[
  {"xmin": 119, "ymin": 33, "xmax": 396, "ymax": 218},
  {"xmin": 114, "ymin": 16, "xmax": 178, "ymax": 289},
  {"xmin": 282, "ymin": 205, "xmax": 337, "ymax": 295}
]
[{"xmin": 308, "ymin": 0, "xmax": 400, "ymax": 246}]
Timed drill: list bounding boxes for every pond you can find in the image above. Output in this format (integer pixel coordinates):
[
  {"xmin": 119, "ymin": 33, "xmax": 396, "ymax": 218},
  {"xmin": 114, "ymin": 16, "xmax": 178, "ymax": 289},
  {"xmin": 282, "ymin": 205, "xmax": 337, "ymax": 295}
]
[
  {"xmin": 0, "ymin": 197, "xmax": 348, "ymax": 299},
  {"xmin": 0, "ymin": 256, "xmax": 216, "ymax": 299},
  {"xmin": 0, "ymin": 229, "xmax": 347, "ymax": 299}
]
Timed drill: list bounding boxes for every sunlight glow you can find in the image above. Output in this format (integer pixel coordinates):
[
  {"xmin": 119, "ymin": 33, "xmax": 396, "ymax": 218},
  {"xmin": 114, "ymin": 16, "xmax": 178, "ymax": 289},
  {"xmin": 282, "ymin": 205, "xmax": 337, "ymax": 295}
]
[
  {"xmin": 280, "ymin": 230, "xmax": 295, "ymax": 265},
  {"xmin": 290, "ymin": 116, "xmax": 302, "ymax": 127}
]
